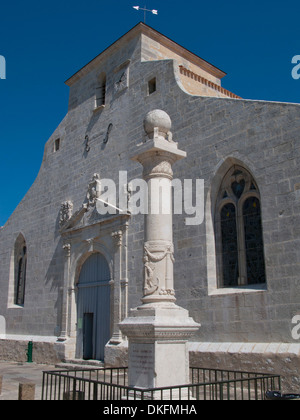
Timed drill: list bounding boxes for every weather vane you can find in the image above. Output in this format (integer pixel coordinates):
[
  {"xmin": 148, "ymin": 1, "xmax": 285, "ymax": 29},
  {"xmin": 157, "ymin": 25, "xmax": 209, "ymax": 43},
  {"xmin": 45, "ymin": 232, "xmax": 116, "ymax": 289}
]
[{"xmin": 133, "ymin": 6, "xmax": 158, "ymax": 23}]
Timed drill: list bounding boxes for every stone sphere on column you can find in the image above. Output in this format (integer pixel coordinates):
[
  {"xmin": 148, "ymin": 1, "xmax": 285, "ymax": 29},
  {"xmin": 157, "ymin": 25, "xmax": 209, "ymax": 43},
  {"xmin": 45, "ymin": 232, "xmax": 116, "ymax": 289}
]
[{"xmin": 143, "ymin": 109, "xmax": 172, "ymax": 140}]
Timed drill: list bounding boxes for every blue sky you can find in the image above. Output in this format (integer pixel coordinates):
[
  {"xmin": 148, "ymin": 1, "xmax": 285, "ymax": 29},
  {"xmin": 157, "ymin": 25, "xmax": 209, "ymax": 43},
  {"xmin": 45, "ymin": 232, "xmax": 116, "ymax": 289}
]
[{"xmin": 0, "ymin": 0, "xmax": 299, "ymax": 226}]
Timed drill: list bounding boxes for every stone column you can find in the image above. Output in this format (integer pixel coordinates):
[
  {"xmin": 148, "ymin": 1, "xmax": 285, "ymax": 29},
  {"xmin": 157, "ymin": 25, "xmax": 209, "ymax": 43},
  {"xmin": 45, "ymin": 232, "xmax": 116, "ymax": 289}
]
[
  {"xmin": 120, "ymin": 110, "xmax": 200, "ymax": 391},
  {"xmin": 58, "ymin": 242, "xmax": 71, "ymax": 342},
  {"xmin": 58, "ymin": 242, "xmax": 77, "ymax": 359},
  {"xmin": 110, "ymin": 229, "xmax": 124, "ymax": 344}
]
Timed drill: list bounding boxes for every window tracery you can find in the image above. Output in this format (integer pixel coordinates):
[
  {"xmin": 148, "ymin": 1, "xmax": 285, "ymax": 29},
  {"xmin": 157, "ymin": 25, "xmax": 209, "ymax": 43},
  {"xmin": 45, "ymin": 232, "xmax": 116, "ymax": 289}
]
[{"xmin": 215, "ymin": 165, "xmax": 266, "ymax": 288}]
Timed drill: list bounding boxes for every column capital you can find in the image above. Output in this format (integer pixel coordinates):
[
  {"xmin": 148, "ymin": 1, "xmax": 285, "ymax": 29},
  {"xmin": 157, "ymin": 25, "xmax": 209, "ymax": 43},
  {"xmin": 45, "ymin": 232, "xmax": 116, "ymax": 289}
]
[
  {"xmin": 131, "ymin": 138, "xmax": 186, "ymax": 169},
  {"xmin": 131, "ymin": 109, "xmax": 186, "ymax": 171}
]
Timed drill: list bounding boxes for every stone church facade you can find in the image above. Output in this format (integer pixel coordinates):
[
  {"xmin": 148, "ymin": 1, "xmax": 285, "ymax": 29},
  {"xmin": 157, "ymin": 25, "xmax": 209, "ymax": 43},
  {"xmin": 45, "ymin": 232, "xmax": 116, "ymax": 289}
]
[{"xmin": 1, "ymin": 23, "xmax": 300, "ymax": 389}]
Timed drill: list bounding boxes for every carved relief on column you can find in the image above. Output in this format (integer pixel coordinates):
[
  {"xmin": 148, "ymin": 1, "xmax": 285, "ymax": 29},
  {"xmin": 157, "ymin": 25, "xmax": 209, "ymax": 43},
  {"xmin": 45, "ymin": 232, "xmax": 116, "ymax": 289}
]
[{"xmin": 142, "ymin": 240, "xmax": 176, "ymax": 303}]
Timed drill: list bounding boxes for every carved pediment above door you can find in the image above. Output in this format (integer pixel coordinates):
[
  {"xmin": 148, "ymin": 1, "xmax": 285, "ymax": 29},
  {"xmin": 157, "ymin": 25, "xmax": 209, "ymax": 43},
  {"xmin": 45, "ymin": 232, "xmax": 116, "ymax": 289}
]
[{"xmin": 59, "ymin": 173, "xmax": 130, "ymax": 235}]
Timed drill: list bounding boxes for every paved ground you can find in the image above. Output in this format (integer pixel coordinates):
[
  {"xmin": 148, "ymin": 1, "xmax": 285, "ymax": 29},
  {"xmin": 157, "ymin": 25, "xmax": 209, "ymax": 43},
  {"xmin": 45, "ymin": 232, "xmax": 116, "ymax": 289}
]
[{"xmin": 0, "ymin": 361, "xmax": 57, "ymax": 400}]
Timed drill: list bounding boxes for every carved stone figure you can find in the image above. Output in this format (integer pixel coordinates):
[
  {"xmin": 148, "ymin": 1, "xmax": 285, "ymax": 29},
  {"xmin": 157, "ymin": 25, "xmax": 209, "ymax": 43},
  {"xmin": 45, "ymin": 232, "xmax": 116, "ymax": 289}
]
[
  {"xmin": 84, "ymin": 173, "xmax": 101, "ymax": 208},
  {"xmin": 143, "ymin": 245, "xmax": 160, "ymax": 296},
  {"xmin": 59, "ymin": 201, "xmax": 73, "ymax": 227},
  {"xmin": 143, "ymin": 242, "xmax": 175, "ymax": 298}
]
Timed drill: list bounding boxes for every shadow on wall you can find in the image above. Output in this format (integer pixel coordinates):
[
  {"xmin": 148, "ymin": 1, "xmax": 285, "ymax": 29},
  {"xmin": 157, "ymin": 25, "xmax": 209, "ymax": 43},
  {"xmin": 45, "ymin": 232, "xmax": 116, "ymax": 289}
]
[{"xmin": 45, "ymin": 238, "xmax": 65, "ymax": 337}]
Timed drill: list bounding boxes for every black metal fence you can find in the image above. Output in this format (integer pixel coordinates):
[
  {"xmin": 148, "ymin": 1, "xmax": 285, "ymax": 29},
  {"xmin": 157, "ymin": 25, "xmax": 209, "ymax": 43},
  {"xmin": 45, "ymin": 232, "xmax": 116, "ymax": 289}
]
[{"xmin": 41, "ymin": 366, "xmax": 281, "ymax": 401}]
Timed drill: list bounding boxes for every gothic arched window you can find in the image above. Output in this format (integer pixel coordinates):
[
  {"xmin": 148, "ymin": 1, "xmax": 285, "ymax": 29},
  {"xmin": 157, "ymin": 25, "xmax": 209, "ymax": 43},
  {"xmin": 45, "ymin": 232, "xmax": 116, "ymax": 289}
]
[{"xmin": 215, "ymin": 166, "xmax": 266, "ymax": 288}]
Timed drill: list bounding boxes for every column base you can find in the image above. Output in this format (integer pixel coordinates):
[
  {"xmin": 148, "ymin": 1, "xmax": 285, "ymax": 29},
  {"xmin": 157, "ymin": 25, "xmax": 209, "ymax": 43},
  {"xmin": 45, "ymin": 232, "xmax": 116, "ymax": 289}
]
[
  {"xmin": 119, "ymin": 302, "xmax": 200, "ymax": 389},
  {"xmin": 141, "ymin": 295, "xmax": 176, "ymax": 305}
]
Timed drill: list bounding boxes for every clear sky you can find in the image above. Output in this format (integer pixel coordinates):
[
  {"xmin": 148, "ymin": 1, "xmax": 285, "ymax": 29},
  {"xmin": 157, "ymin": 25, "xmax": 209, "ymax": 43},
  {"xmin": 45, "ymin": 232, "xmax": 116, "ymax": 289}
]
[{"xmin": 0, "ymin": 0, "xmax": 299, "ymax": 226}]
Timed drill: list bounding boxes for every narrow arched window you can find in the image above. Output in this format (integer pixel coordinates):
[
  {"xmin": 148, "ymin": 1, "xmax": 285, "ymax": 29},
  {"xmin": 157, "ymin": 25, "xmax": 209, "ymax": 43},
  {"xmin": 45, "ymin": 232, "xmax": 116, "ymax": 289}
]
[
  {"xmin": 215, "ymin": 166, "xmax": 266, "ymax": 288},
  {"xmin": 15, "ymin": 237, "xmax": 27, "ymax": 305},
  {"xmin": 243, "ymin": 196, "xmax": 266, "ymax": 284},
  {"xmin": 220, "ymin": 203, "xmax": 239, "ymax": 287}
]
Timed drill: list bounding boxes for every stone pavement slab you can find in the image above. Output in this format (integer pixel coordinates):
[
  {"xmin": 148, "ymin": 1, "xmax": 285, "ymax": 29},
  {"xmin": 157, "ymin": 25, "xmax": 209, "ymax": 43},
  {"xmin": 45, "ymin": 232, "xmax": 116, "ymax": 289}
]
[{"xmin": 0, "ymin": 361, "xmax": 56, "ymax": 400}]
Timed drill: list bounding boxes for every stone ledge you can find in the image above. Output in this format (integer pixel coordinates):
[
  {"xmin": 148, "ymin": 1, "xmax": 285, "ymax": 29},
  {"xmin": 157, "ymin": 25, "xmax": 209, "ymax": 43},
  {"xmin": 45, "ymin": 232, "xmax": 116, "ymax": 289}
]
[
  {"xmin": 2, "ymin": 334, "xmax": 58, "ymax": 343},
  {"xmin": 0, "ymin": 338, "xmax": 65, "ymax": 364},
  {"xmin": 188, "ymin": 342, "xmax": 300, "ymax": 392},
  {"xmin": 188, "ymin": 342, "xmax": 300, "ymax": 355}
]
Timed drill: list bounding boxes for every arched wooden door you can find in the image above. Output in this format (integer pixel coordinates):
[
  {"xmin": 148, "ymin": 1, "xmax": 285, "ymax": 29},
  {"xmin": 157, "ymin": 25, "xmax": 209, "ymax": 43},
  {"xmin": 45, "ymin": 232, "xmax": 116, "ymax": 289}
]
[{"xmin": 77, "ymin": 253, "xmax": 111, "ymax": 361}]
